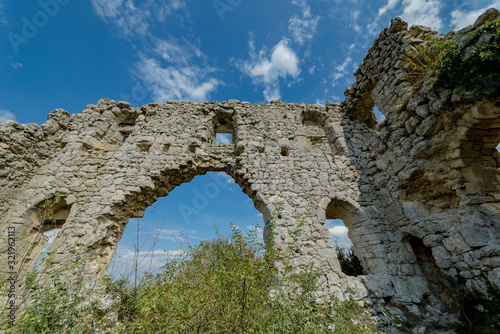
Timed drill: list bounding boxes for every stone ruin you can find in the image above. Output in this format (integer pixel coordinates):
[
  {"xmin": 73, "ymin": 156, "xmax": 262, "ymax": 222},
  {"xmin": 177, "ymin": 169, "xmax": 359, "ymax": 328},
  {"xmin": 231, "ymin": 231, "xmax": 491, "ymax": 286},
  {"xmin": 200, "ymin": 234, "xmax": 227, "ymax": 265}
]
[{"xmin": 1, "ymin": 8, "xmax": 500, "ymax": 333}]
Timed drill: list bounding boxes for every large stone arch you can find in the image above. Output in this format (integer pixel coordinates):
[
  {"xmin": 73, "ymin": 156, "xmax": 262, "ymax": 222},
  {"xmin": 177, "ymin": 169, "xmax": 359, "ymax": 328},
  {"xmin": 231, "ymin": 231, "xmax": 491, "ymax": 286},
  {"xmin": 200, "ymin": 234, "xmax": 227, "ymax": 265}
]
[{"xmin": 45, "ymin": 162, "xmax": 275, "ymax": 279}]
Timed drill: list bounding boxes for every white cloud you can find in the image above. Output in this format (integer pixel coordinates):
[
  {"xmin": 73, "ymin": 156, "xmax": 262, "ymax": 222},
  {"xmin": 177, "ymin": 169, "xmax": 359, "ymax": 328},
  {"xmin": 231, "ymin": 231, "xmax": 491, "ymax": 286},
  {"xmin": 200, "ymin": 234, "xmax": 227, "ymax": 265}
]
[
  {"xmin": 247, "ymin": 225, "xmax": 263, "ymax": 233},
  {"xmin": 0, "ymin": 109, "xmax": 16, "ymax": 122},
  {"xmin": 155, "ymin": 0, "xmax": 186, "ymax": 21},
  {"xmin": 288, "ymin": 0, "xmax": 320, "ymax": 45},
  {"xmin": 214, "ymin": 172, "xmax": 235, "ymax": 184},
  {"xmin": 451, "ymin": 1, "xmax": 500, "ymax": 29},
  {"xmin": 91, "ymin": 0, "xmax": 122, "ymax": 18},
  {"xmin": 327, "ymin": 221, "xmax": 352, "ymax": 249},
  {"xmin": 400, "ymin": 0, "xmax": 443, "ymax": 30},
  {"xmin": 135, "ymin": 54, "xmax": 220, "ymax": 102},
  {"xmin": 236, "ymin": 38, "xmax": 300, "ymax": 102},
  {"xmin": 92, "ymin": 1, "xmax": 217, "ymax": 103},
  {"xmin": 369, "ymin": 0, "xmax": 442, "ymax": 36},
  {"xmin": 93, "ymin": 0, "xmax": 150, "ymax": 37},
  {"xmin": 350, "ymin": 10, "xmax": 362, "ymax": 32},
  {"xmin": 90, "ymin": 0, "xmax": 185, "ymax": 38},
  {"xmin": 368, "ymin": 0, "xmax": 401, "ymax": 35}
]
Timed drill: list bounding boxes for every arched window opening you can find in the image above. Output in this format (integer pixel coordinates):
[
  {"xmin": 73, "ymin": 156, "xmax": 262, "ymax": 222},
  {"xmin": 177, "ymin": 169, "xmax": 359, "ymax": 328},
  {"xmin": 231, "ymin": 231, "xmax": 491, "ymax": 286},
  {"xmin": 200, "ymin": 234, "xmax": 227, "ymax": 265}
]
[
  {"xmin": 326, "ymin": 200, "xmax": 364, "ymax": 276},
  {"xmin": 109, "ymin": 172, "xmax": 264, "ymax": 284},
  {"xmin": 406, "ymin": 236, "xmax": 455, "ymax": 307},
  {"xmin": 25, "ymin": 197, "xmax": 70, "ymax": 269}
]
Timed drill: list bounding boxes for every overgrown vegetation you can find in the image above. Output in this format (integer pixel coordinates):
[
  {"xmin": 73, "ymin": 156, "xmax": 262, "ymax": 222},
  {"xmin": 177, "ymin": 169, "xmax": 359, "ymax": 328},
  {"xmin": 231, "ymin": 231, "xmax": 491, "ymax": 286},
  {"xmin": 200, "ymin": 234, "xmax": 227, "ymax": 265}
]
[
  {"xmin": 404, "ymin": 33, "xmax": 457, "ymax": 88},
  {"xmin": 432, "ymin": 20, "xmax": 500, "ymax": 100},
  {"xmin": 2, "ymin": 206, "xmax": 377, "ymax": 333},
  {"xmin": 404, "ymin": 20, "xmax": 500, "ymax": 101}
]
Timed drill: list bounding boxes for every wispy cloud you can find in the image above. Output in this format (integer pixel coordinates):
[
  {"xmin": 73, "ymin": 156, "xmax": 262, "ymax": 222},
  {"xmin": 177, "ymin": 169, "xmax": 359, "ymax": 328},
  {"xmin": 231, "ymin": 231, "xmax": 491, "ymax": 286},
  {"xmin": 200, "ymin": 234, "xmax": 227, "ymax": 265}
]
[
  {"xmin": 90, "ymin": 0, "xmax": 185, "ymax": 38},
  {"xmin": 451, "ymin": 1, "xmax": 500, "ymax": 29},
  {"xmin": 288, "ymin": 0, "xmax": 320, "ymax": 45},
  {"xmin": 350, "ymin": 10, "xmax": 362, "ymax": 32},
  {"xmin": 400, "ymin": 0, "xmax": 443, "ymax": 30},
  {"xmin": 8, "ymin": 62, "xmax": 23, "ymax": 69},
  {"xmin": 0, "ymin": 108, "xmax": 16, "ymax": 122},
  {"xmin": 91, "ymin": 0, "xmax": 219, "ymax": 103},
  {"xmin": 235, "ymin": 37, "xmax": 300, "ymax": 102},
  {"xmin": 368, "ymin": 0, "xmax": 401, "ymax": 35},
  {"xmin": 378, "ymin": 0, "xmax": 400, "ymax": 17},
  {"xmin": 110, "ymin": 246, "xmax": 187, "ymax": 277},
  {"xmin": 0, "ymin": 0, "xmax": 7, "ymax": 25},
  {"xmin": 368, "ymin": 0, "xmax": 442, "ymax": 35},
  {"xmin": 135, "ymin": 54, "xmax": 220, "ymax": 102},
  {"xmin": 91, "ymin": 0, "xmax": 149, "ymax": 37},
  {"xmin": 331, "ymin": 44, "xmax": 355, "ymax": 86},
  {"xmin": 154, "ymin": 38, "xmax": 203, "ymax": 64},
  {"xmin": 153, "ymin": 228, "xmax": 187, "ymax": 242}
]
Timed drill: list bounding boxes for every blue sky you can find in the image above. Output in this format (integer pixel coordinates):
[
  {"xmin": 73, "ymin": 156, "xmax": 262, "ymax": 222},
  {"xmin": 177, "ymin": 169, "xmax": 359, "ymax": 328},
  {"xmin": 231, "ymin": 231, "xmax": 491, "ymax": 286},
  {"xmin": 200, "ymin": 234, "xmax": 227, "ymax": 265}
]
[{"xmin": 1, "ymin": 0, "xmax": 498, "ymax": 277}]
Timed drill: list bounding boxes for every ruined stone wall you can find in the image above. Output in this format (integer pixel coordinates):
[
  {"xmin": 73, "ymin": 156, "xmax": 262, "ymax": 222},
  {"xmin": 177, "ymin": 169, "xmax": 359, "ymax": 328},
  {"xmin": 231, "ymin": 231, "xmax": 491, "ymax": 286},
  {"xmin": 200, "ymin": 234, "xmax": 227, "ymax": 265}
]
[{"xmin": 1, "ymin": 9, "xmax": 499, "ymax": 332}]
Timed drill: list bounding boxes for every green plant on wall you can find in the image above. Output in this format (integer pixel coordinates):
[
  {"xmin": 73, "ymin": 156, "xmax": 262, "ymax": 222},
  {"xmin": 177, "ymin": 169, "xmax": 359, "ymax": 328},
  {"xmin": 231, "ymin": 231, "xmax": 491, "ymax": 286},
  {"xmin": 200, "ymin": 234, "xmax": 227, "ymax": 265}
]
[
  {"xmin": 404, "ymin": 34, "xmax": 457, "ymax": 88},
  {"xmin": 432, "ymin": 20, "xmax": 500, "ymax": 100},
  {"xmin": 402, "ymin": 20, "xmax": 500, "ymax": 101}
]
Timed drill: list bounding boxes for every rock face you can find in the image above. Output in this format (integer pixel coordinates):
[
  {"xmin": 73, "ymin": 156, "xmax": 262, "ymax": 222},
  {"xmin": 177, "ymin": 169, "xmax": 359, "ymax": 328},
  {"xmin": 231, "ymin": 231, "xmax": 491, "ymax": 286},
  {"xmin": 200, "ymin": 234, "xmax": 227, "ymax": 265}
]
[{"xmin": 1, "ymin": 9, "xmax": 499, "ymax": 332}]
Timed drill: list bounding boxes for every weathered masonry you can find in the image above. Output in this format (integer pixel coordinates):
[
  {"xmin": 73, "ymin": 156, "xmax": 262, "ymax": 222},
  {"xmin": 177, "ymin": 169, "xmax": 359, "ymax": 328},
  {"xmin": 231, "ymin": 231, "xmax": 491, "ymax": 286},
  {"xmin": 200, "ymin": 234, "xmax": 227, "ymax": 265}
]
[{"xmin": 1, "ymin": 9, "xmax": 500, "ymax": 332}]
